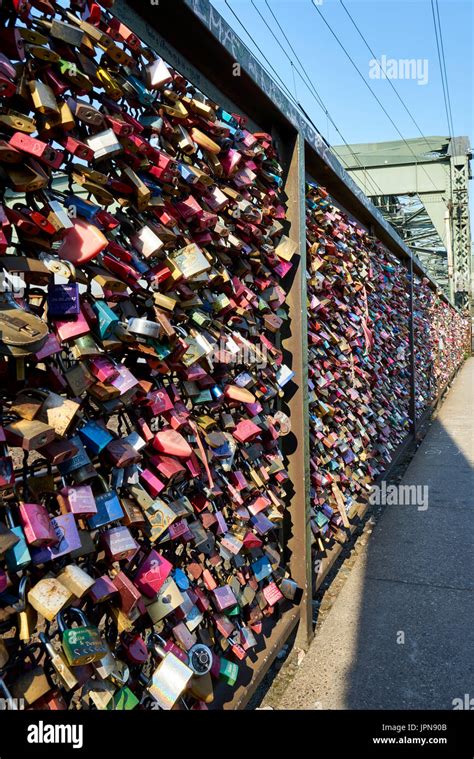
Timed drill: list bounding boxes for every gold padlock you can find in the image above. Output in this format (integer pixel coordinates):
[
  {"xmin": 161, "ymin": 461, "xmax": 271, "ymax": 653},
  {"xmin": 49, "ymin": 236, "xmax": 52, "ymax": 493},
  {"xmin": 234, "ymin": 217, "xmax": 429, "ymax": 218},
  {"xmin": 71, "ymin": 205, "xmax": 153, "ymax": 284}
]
[
  {"xmin": 28, "ymin": 576, "xmax": 74, "ymax": 622},
  {"xmin": 96, "ymin": 67, "xmax": 122, "ymax": 100},
  {"xmin": 57, "ymin": 564, "xmax": 95, "ymax": 598},
  {"xmin": 4, "ymin": 418, "xmax": 56, "ymax": 450},
  {"xmin": 18, "ymin": 28, "xmax": 49, "ymax": 45},
  {"xmin": 10, "ymin": 665, "xmax": 50, "ymax": 706},
  {"xmin": 153, "ymin": 293, "xmax": 177, "ymax": 312},
  {"xmin": 29, "ymin": 80, "xmax": 59, "ymax": 115},
  {"xmin": 26, "ymin": 44, "xmax": 60, "ymax": 63},
  {"xmin": 35, "ymin": 390, "xmax": 81, "ymax": 437},
  {"xmin": 122, "ymin": 167, "xmax": 151, "ymax": 211},
  {"xmin": 6, "ymin": 162, "xmax": 49, "ymax": 192},
  {"xmin": 18, "ymin": 578, "xmax": 38, "ymax": 642}
]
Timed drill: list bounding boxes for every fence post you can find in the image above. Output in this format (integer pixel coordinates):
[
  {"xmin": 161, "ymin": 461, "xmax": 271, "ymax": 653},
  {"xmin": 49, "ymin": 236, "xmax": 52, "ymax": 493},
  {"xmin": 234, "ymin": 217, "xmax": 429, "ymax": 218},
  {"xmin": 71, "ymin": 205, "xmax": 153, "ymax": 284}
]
[
  {"xmin": 408, "ymin": 257, "xmax": 417, "ymax": 438},
  {"xmin": 278, "ymin": 131, "xmax": 313, "ymax": 651}
]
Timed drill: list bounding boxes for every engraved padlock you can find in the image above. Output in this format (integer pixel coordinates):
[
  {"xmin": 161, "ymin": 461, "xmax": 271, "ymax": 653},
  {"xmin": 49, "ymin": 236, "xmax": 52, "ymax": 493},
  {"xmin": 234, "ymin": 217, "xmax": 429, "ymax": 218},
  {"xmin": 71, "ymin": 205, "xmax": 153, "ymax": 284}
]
[{"xmin": 57, "ymin": 607, "xmax": 109, "ymax": 666}]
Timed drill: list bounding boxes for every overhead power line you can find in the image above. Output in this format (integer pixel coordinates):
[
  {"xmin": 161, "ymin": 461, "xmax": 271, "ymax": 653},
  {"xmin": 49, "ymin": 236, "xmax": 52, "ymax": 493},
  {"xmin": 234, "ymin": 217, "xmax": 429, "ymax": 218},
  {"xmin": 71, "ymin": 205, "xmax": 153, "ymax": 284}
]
[
  {"xmin": 430, "ymin": 0, "xmax": 455, "ymax": 144},
  {"xmin": 246, "ymin": 0, "xmax": 386, "ymax": 198},
  {"xmin": 338, "ymin": 0, "xmax": 434, "ymax": 155},
  {"xmin": 309, "ymin": 0, "xmax": 441, "ymax": 195}
]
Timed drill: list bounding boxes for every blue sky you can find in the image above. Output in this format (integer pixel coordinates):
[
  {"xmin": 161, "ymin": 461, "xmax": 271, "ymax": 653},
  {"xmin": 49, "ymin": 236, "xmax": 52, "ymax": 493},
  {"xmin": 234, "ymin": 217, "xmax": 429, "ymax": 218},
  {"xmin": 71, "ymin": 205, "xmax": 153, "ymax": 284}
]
[{"xmin": 209, "ymin": 0, "xmax": 472, "ymax": 149}]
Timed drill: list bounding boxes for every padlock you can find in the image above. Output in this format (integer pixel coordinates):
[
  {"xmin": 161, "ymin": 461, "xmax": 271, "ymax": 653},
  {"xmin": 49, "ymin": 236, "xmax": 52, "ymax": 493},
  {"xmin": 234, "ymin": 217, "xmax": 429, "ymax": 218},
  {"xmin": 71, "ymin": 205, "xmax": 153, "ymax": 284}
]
[
  {"xmin": 10, "ymin": 654, "xmax": 51, "ymax": 706},
  {"xmin": 57, "ymin": 564, "xmax": 95, "ymax": 598},
  {"xmin": 87, "ymin": 476, "xmax": 124, "ymax": 529},
  {"xmin": 57, "ymin": 607, "xmax": 109, "ymax": 666},
  {"xmin": 4, "ymin": 419, "xmax": 56, "ymax": 451},
  {"xmin": 120, "ymin": 632, "xmax": 148, "ymax": 665},
  {"xmin": 145, "ymin": 633, "xmax": 194, "ymax": 710},
  {"xmin": 30, "ymin": 512, "xmax": 81, "ymax": 563},
  {"xmin": 111, "ymin": 571, "xmax": 143, "ymax": 618},
  {"xmin": 18, "ymin": 501, "xmax": 58, "ymax": 547},
  {"xmin": 57, "ymin": 482, "xmax": 97, "ymax": 518},
  {"xmin": 57, "ymin": 218, "xmax": 108, "ymax": 265},
  {"xmin": 101, "ymin": 526, "xmax": 139, "ymax": 562},
  {"xmin": 89, "ymin": 575, "xmax": 118, "ymax": 604},
  {"xmin": 47, "ymin": 283, "xmax": 80, "ymax": 317},
  {"xmin": 4, "ymin": 507, "xmax": 31, "ymax": 571},
  {"xmin": 0, "ymin": 298, "xmax": 49, "ymax": 359},
  {"xmin": 28, "ymin": 576, "xmax": 74, "ymax": 622},
  {"xmin": 133, "ymin": 549, "xmax": 173, "ymax": 598},
  {"xmin": 78, "ymin": 420, "xmax": 114, "ymax": 455},
  {"xmin": 31, "ymin": 389, "xmax": 80, "ymax": 437},
  {"xmin": 39, "ymin": 632, "xmax": 78, "ymax": 692},
  {"xmin": 91, "ymin": 301, "xmax": 120, "ymax": 340},
  {"xmin": 16, "ymin": 577, "xmax": 37, "ymax": 640}
]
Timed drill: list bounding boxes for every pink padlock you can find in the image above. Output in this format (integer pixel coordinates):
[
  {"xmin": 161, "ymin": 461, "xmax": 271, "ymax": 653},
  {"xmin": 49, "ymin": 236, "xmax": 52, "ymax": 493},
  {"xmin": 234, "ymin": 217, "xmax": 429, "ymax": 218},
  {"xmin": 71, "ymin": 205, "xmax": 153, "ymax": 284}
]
[
  {"xmin": 149, "ymin": 454, "xmax": 186, "ymax": 481},
  {"xmin": 220, "ymin": 149, "xmax": 242, "ymax": 177},
  {"xmin": 88, "ymin": 356, "xmax": 119, "ymax": 383},
  {"xmin": 134, "ymin": 549, "xmax": 173, "ymax": 598},
  {"xmin": 19, "ymin": 502, "xmax": 58, "ymax": 547},
  {"xmin": 57, "ymin": 484, "xmax": 97, "ymax": 518},
  {"xmin": 58, "ymin": 218, "xmax": 108, "ymax": 265},
  {"xmin": 152, "ymin": 429, "xmax": 192, "ymax": 458},
  {"xmin": 54, "ymin": 309, "xmax": 90, "ymax": 342},
  {"xmin": 139, "ymin": 468, "xmax": 165, "ymax": 497}
]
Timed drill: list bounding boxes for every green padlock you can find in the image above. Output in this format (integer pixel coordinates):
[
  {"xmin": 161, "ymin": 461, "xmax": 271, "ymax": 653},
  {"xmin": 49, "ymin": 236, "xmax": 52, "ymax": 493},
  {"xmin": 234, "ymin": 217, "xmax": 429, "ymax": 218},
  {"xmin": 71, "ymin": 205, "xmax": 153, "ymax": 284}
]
[{"xmin": 57, "ymin": 607, "xmax": 109, "ymax": 666}]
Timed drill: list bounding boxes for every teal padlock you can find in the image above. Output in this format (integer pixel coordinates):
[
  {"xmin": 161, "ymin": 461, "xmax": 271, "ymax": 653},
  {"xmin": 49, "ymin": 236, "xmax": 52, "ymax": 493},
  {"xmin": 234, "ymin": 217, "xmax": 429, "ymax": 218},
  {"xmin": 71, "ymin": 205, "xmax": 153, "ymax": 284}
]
[
  {"xmin": 4, "ymin": 507, "xmax": 31, "ymax": 571},
  {"xmin": 125, "ymin": 76, "xmax": 155, "ymax": 106},
  {"xmin": 91, "ymin": 301, "xmax": 119, "ymax": 340},
  {"xmin": 219, "ymin": 658, "xmax": 239, "ymax": 686}
]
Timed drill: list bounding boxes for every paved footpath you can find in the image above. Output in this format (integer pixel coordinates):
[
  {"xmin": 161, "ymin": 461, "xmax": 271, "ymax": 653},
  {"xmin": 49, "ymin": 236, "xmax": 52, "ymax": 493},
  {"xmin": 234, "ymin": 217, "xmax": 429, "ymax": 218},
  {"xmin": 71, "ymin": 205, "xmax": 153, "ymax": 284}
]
[{"xmin": 276, "ymin": 358, "xmax": 474, "ymax": 710}]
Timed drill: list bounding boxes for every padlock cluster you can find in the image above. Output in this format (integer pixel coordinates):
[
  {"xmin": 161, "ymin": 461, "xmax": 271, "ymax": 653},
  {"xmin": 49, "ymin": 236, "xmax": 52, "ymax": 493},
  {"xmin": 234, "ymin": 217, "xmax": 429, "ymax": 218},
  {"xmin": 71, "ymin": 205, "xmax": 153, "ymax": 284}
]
[
  {"xmin": 305, "ymin": 182, "xmax": 468, "ymax": 549},
  {"xmin": 413, "ymin": 276, "xmax": 470, "ymax": 416},
  {"xmin": 0, "ymin": 0, "xmax": 300, "ymax": 710}
]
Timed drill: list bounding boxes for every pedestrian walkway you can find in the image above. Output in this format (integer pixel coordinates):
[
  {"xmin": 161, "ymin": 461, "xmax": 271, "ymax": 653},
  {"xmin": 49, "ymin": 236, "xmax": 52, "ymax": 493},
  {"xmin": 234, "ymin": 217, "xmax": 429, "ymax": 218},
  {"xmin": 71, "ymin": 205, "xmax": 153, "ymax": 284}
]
[{"xmin": 276, "ymin": 358, "xmax": 474, "ymax": 710}]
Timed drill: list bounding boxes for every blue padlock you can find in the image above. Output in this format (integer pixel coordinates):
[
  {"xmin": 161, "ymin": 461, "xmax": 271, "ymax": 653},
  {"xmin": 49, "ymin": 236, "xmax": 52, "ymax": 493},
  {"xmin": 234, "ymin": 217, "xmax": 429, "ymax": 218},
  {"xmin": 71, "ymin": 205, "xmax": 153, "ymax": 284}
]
[
  {"xmin": 251, "ymin": 556, "xmax": 272, "ymax": 582},
  {"xmin": 149, "ymin": 341, "xmax": 172, "ymax": 360},
  {"xmin": 125, "ymin": 76, "xmax": 155, "ymax": 106},
  {"xmin": 216, "ymin": 108, "xmax": 238, "ymax": 128},
  {"xmin": 130, "ymin": 254, "xmax": 149, "ymax": 276},
  {"xmin": 47, "ymin": 283, "xmax": 80, "ymax": 318},
  {"xmin": 138, "ymin": 115, "xmax": 163, "ymax": 131},
  {"xmin": 177, "ymin": 163, "xmax": 199, "ymax": 184},
  {"xmin": 172, "ymin": 568, "xmax": 190, "ymax": 591},
  {"xmin": 91, "ymin": 301, "xmax": 119, "ymax": 340},
  {"xmin": 78, "ymin": 420, "xmax": 114, "ymax": 456},
  {"xmin": 137, "ymin": 173, "xmax": 163, "ymax": 195},
  {"xmin": 88, "ymin": 477, "xmax": 124, "ymax": 529},
  {"xmin": 64, "ymin": 195, "xmax": 100, "ymax": 222},
  {"xmin": 58, "ymin": 435, "xmax": 92, "ymax": 476}
]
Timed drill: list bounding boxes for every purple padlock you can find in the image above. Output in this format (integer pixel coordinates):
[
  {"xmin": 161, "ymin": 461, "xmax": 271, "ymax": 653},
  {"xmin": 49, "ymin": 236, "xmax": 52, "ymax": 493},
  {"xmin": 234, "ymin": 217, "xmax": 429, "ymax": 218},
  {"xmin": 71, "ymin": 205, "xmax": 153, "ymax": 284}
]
[{"xmin": 47, "ymin": 283, "xmax": 80, "ymax": 318}]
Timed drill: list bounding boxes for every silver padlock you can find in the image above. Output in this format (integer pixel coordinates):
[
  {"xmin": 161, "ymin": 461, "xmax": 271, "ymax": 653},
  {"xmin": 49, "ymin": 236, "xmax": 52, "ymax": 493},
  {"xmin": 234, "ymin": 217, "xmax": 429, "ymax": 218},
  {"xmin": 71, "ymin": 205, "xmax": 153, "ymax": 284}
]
[
  {"xmin": 126, "ymin": 318, "xmax": 162, "ymax": 340},
  {"xmin": 87, "ymin": 128, "xmax": 123, "ymax": 160}
]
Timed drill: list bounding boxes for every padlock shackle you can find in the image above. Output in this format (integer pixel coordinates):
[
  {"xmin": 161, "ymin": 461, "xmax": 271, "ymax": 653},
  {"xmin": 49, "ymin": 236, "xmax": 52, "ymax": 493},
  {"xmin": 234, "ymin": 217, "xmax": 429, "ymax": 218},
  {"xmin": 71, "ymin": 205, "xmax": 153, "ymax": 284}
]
[
  {"xmin": 18, "ymin": 575, "xmax": 31, "ymax": 606},
  {"xmin": 56, "ymin": 606, "xmax": 90, "ymax": 634},
  {"xmin": 3, "ymin": 504, "xmax": 15, "ymax": 530},
  {"xmin": 147, "ymin": 632, "xmax": 166, "ymax": 661},
  {"xmin": 0, "ymin": 675, "xmax": 14, "ymax": 702},
  {"xmin": 38, "ymin": 632, "xmax": 56, "ymax": 660}
]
